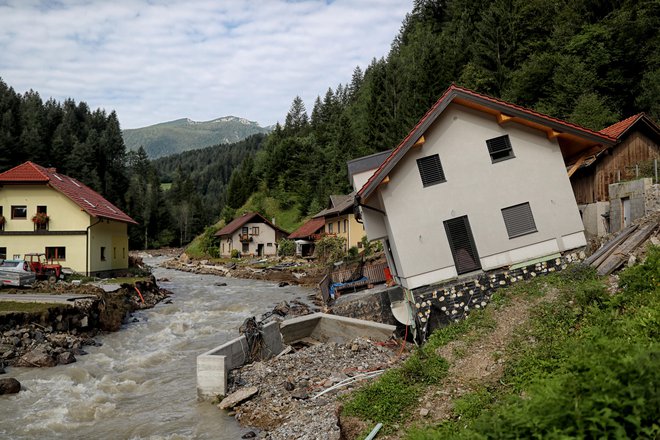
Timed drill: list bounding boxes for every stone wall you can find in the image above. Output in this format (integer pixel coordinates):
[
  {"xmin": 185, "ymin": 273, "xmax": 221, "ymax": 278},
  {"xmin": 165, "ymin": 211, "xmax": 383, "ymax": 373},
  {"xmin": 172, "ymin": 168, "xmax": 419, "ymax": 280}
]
[
  {"xmin": 412, "ymin": 251, "xmax": 584, "ymax": 339},
  {"xmin": 645, "ymin": 183, "xmax": 660, "ymax": 213}
]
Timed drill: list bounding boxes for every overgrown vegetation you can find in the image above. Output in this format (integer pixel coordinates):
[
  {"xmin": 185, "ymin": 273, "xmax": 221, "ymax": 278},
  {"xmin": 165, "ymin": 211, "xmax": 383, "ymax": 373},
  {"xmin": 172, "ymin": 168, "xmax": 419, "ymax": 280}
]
[
  {"xmin": 277, "ymin": 239, "xmax": 296, "ymax": 257},
  {"xmin": 404, "ymin": 248, "xmax": 660, "ymax": 439},
  {"xmin": 315, "ymin": 236, "xmax": 347, "ymax": 264}
]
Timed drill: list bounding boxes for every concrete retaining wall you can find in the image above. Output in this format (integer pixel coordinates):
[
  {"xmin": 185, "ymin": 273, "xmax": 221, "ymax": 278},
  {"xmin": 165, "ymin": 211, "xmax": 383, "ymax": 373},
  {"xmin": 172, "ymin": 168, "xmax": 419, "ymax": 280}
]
[
  {"xmin": 197, "ymin": 321, "xmax": 283, "ymax": 399},
  {"xmin": 197, "ymin": 313, "xmax": 396, "ymax": 399},
  {"xmin": 609, "ymin": 178, "xmax": 652, "ymax": 233}
]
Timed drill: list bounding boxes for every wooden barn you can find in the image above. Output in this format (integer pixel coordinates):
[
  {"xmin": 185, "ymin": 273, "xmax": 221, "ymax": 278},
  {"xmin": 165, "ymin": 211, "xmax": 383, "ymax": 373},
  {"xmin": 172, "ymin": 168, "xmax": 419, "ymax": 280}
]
[{"xmin": 569, "ymin": 113, "xmax": 660, "ymax": 236}]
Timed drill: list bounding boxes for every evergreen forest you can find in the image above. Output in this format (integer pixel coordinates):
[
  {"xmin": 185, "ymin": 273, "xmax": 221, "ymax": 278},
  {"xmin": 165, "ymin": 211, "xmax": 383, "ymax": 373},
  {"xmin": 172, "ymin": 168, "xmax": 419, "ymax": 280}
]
[{"xmin": 1, "ymin": 0, "xmax": 658, "ymax": 248}]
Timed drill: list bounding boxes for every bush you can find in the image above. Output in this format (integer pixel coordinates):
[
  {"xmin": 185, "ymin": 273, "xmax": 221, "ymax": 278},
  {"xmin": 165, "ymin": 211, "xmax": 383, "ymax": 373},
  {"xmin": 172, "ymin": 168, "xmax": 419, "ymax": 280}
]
[
  {"xmin": 230, "ymin": 249, "xmax": 240, "ymax": 259},
  {"xmin": 348, "ymin": 246, "xmax": 359, "ymax": 258},
  {"xmin": 315, "ymin": 236, "xmax": 346, "ymax": 263},
  {"xmin": 277, "ymin": 238, "xmax": 296, "ymax": 256}
]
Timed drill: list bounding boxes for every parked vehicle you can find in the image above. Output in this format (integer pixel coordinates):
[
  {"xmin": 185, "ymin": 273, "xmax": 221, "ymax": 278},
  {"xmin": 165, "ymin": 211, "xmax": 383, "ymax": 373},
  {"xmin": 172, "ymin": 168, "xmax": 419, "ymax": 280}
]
[
  {"xmin": 0, "ymin": 260, "xmax": 37, "ymax": 287},
  {"xmin": 24, "ymin": 253, "xmax": 63, "ymax": 283}
]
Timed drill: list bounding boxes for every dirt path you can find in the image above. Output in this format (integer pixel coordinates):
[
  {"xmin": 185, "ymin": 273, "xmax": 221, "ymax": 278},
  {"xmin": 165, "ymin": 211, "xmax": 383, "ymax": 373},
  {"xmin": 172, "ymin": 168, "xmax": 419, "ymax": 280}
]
[{"xmin": 381, "ymin": 288, "xmax": 559, "ymax": 438}]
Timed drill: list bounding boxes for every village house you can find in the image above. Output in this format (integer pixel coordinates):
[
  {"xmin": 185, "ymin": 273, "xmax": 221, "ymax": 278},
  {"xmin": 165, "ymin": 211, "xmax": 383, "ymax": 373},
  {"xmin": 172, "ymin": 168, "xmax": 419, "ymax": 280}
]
[
  {"xmin": 215, "ymin": 212, "xmax": 288, "ymax": 257},
  {"xmin": 0, "ymin": 161, "xmax": 137, "ymax": 276},
  {"xmin": 288, "ymin": 217, "xmax": 325, "ymax": 257},
  {"xmin": 570, "ymin": 113, "xmax": 660, "ymax": 236},
  {"xmin": 312, "ymin": 193, "xmax": 365, "ymax": 251},
  {"xmin": 352, "ymin": 84, "xmax": 616, "ymax": 290}
]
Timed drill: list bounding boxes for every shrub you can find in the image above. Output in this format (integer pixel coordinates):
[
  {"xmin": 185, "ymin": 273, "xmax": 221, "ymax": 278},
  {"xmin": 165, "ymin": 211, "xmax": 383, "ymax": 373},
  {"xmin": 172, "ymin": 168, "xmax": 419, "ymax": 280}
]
[
  {"xmin": 230, "ymin": 249, "xmax": 240, "ymax": 259},
  {"xmin": 315, "ymin": 236, "xmax": 346, "ymax": 263},
  {"xmin": 277, "ymin": 238, "xmax": 296, "ymax": 256},
  {"xmin": 348, "ymin": 246, "xmax": 359, "ymax": 258}
]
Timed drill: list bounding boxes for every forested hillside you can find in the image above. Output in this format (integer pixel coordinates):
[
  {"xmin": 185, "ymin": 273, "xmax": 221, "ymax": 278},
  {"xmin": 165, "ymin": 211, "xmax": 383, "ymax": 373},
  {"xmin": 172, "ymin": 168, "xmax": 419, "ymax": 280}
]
[
  {"xmin": 224, "ymin": 0, "xmax": 660, "ymax": 225},
  {"xmin": 123, "ymin": 116, "xmax": 270, "ymax": 159},
  {"xmin": 0, "ymin": 78, "xmax": 263, "ymax": 248}
]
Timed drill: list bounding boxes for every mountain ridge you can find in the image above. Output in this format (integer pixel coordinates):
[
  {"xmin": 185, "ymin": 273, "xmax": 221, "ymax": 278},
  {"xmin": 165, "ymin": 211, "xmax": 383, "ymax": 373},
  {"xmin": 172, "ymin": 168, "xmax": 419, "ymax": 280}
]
[{"xmin": 122, "ymin": 115, "xmax": 271, "ymax": 159}]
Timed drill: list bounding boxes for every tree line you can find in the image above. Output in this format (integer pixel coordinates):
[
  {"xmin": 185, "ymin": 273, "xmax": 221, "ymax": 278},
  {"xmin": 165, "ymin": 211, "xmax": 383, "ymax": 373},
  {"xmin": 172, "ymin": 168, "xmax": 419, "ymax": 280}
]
[
  {"xmin": 224, "ymin": 0, "xmax": 659, "ymax": 224},
  {"xmin": 0, "ymin": 78, "xmax": 264, "ymax": 248}
]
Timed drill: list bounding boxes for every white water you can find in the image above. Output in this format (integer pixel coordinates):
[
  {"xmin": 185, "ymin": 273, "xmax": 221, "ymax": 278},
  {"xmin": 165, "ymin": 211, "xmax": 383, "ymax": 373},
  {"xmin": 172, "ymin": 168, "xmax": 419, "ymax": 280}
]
[{"xmin": 0, "ymin": 258, "xmax": 314, "ymax": 439}]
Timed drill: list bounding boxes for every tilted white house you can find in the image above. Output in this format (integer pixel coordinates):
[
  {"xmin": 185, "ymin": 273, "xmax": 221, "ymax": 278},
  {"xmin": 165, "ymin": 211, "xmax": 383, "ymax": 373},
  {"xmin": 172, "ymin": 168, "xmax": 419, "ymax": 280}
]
[{"xmin": 352, "ymin": 85, "xmax": 615, "ymax": 290}]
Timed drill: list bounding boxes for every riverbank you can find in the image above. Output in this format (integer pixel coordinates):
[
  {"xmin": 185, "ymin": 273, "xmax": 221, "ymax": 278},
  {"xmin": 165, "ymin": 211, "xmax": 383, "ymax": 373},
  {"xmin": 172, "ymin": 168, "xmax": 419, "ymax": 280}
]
[
  {"xmin": 158, "ymin": 252, "xmax": 327, "ymax": 288},
  {"xmin": 0, "ymin": 276, "xmax": 170, "ymax": 371}
]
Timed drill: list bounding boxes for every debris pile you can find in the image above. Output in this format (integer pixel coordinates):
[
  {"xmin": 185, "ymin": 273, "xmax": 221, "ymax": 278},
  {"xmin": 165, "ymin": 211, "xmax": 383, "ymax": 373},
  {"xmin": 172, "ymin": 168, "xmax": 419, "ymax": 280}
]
[
  {"xmin": 220, "ymin": 337, "xmax": 406, "ymax": 439},
  {"xmin": 585, "ymin": 214, "xmax": 659, "ymax": 275}
]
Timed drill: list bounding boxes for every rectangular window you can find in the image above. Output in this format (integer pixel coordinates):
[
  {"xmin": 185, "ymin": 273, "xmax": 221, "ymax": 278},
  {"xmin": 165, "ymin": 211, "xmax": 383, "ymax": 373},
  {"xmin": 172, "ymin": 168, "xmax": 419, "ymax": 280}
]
[
  {"xmin": 0, "ymin": 206, "xmax": 3, "ymax": 231},
  {"xmin": 337, "ymin": 221, "xmax": 341, "ymax": 233},
  {"xmin": 242, "ymin": 242, "xmax": 249, "ymax": 253},
  {"xmin": 486, "ymin": 135, "xmax": 515, "ymax": 163},
  {"xmin": 0, "ymin": 247, "xmax": 6, "ymax": 260},
  {"xmin": 417, "ymin": 154, "xmax": 446, "ymax": 187},
  {"xmin": 267, "ymin": 243, "xmax": 273, "ymax": 247},
  {"xmin": 328, "ymin": 223, "xmax": 333, "ymax": 233},
  {"xmin": 113, "ymin": 247, "xmax": 117, "ymax": 259},
  {"xmin": 251, "ymin": 227, "xmax": 259, "ymax": 235},
  {"xmin": 11, "ymin": 205, "xmax": 27, "ymax": 219},
  {"xmin": 100, "ymin": 247, "xmax": 106, "ymax": 261},
  {"xmin": 35, "ymin": 205, "xmax": 48, "ymax": 230},
  {"xmin": 343, "ymin": 219, "xmax": 348, "ymax": 233},
  {"xmin": 45, "ymin": 246, "xmax": 66, "ymax": 260},
  {"xmin": 444, "ymin": 216, "xmax": 481, "ymax": 275},
  {"xmin": 501, "ymin": 202, "xmax": 537, "ymax": 238}
]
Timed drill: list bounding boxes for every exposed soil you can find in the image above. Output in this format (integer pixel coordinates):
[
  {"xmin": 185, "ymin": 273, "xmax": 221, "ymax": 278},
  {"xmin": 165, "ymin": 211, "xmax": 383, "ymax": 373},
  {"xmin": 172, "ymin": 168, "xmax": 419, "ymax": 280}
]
[{"xmin": 342, "ymin": 287, "xmax": 560, "ymax": 440}]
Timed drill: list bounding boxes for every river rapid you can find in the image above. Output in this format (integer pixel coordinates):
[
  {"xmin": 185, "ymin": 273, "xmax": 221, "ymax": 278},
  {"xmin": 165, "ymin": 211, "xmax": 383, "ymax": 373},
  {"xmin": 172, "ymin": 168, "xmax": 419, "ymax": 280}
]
[{"xmin": 0, "ymin": 258, "xmax": 314, "ymax": 439}]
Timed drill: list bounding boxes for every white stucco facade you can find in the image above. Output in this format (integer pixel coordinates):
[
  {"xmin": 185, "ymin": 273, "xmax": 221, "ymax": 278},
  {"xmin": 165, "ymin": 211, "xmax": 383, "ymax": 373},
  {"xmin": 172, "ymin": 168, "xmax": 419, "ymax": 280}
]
[
  {"xmin": 357, "ymin": 104, "xmax": 587, "ymax": 290},
  {"xmin": 219, "ymin": 221, "xmax": 280, "ymax": 257}
]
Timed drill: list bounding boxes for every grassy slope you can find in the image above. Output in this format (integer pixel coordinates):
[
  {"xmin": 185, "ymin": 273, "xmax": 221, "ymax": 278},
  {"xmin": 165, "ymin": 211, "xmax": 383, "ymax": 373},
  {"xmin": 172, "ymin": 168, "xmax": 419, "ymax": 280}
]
[
  {"xmin": 185, "ymin": 190, "xmax": 306, "ymax": 259},
  {"xmin": 343, "ymin": 248, "xmax": 660, "ymax": 439}
]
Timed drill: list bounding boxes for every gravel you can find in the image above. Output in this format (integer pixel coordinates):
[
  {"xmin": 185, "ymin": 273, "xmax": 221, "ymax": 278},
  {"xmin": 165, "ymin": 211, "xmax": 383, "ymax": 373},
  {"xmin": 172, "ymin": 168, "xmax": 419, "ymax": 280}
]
[{"xmin": 223, "ymin": 337, "xmax": 407, "ymax": 439}]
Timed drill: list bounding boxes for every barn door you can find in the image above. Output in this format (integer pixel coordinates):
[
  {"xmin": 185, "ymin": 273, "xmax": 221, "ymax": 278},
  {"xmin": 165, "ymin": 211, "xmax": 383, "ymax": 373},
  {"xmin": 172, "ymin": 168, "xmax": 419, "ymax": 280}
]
[{"xmin": 444, "ymin": 216, "xmax": 481, "ymax": 275}]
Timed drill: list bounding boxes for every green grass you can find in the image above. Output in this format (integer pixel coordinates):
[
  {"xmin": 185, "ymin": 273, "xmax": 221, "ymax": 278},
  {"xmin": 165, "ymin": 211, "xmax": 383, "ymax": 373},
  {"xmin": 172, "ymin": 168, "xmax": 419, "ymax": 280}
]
[
  {"xmin": 406, "ymin": 249, "xmax": 660, "ymax": 439},
  {"xmin": 160, "ymin": 182, "xmax": 172, "ymax": 191},
  {"xmin": 0, "ymin": 301, "xmax": 64, "ymax": 314}
]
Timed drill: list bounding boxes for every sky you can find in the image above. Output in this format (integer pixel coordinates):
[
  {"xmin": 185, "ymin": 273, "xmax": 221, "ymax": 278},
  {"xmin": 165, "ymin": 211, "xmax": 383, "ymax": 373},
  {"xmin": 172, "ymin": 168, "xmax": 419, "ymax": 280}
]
[{"xmin": 0, "ymin": 0, "xmax": 410, "ymax": 129}]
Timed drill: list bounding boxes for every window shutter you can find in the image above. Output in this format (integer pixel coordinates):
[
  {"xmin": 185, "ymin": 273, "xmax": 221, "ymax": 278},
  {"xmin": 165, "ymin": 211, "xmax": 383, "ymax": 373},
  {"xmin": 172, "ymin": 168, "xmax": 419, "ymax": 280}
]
[
  {"xmin": 417, "ymin": 154, "xmax": 446, "ymax": 187},
  {"xmin": 501, "ymin": 202, "xmax": 537, "ymax": 238},
  {"xmin": 486, "ymin": 135, "xmax": 514, "ymax": 162},
  {"xmin": 444, "ymin": 216, "xmax": 481, "ymax": 274}
]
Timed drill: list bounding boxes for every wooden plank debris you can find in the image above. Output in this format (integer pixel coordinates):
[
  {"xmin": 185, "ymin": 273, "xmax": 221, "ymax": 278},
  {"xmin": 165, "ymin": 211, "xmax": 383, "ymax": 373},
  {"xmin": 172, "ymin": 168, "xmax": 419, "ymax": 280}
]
[
  {"xmin": 595, "ymin": 223, "xmax": 658, "ymax": 276},
  {"xmin": 583, "ymin": 224, "xmax": 638, "ymax": 266}
]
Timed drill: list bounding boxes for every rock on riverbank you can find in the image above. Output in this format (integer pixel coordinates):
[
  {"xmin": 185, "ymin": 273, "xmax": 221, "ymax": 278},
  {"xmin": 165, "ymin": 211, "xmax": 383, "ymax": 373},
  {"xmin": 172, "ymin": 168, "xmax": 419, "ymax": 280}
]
[
  {"xmin": 0, "ymin": 276, "xmax": 170, "ymax": 369},
  {"xmin": 161, "ymin": 254, "xmax": 326, "ymax": 288}
]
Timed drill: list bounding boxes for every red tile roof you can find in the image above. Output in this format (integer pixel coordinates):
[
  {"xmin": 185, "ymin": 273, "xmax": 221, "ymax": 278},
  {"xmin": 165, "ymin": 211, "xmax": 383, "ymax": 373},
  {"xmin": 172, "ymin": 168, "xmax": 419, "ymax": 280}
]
[
  {"xmin": 357, "ymin": 84, "xmax": 616, "ymax": 201},
  {"xmin": 0, "ymin": 161, "xmax": 137, "ymax": 224},
  {"xmin": 215, "ymin": 212, "xmax": 289, "ymax": 237},
  {"xmin": 288, "ymin": 217, "xmax": 325, "ymax": 239},
  {"xmin": 599, "ymin": 113, "xmax": 644, "ymax": 139}
]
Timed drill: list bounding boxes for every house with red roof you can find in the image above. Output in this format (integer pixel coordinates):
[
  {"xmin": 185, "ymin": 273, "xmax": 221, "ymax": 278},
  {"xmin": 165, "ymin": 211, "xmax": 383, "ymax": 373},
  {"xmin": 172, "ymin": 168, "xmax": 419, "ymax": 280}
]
[
  {"xmin": 0, "ymin": 161, "xmax": 137, "ymax": 275},
  {"xmin": 351, "ymin": 84, "xmax": 616, "ymax": 290},
  {"xmin": 215, "ymin": 212, "xmax": 289, "ymax": 257},
  {"xmin": 570, "ymin": 113, "xmax": 660, "ymax": 236},
  {"xmin": 288, "ymin": 217, "xmax": 325, "ymax": 257}
]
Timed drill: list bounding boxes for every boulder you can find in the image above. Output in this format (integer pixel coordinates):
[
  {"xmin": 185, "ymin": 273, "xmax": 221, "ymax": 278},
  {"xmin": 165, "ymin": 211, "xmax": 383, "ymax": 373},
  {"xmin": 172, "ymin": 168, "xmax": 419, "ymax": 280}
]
[
  {"xmin": 15, "ymin": 347, "xmax": 56, "ymax": 368},
  {"xmin": 217, "ymin": 386, "xmax": 259, "ymax": 410},
  {"xmin": 57, "ymin": 352, "xmax": 77, "ymax": 365},
  {"xmin": 0, "ymin": 378, "xmax": 20, "ymax": 394}
]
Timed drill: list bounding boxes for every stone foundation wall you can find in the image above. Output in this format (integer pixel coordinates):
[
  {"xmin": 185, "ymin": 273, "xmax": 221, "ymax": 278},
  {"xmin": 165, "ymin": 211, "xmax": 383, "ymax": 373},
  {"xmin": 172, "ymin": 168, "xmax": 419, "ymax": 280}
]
[{"xmin": 412, "ymin": 251, "xmax": 584, "ymax": 339}]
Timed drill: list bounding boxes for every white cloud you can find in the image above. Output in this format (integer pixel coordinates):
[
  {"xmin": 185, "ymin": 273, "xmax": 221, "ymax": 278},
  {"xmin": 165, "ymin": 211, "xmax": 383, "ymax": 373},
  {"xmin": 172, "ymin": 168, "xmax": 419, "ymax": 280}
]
[{"xmin": 0, "ymin": 0, "xmax": 410, "ymax": 129}]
